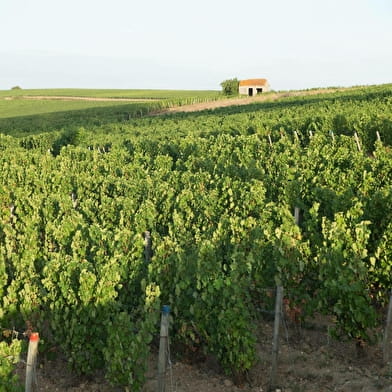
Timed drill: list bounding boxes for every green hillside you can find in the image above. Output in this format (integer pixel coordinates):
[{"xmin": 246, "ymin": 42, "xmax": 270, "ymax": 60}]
[{"xmin": 0, "ymin": 88, "xmax": 222, "ymax": 136}]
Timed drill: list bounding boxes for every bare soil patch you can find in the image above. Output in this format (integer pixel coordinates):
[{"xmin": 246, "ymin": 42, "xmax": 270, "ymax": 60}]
[{"xmin": 17, "ymin": 317, "xmax": 392, "ymax": 392}]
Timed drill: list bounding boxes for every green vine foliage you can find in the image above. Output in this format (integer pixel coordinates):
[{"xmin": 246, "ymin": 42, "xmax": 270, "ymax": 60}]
[
  {"xmin": 103, "ymin": 283, "xmax": 161, "ymax": 389},
  {"xmin": 0, "ymin": 84, "xmax": 392, "ymax": 388},
  {"xmin": 0, "ymin": 339, "xmax": 24, "ymax": 392},
  {"xmin": 310, "ymin": 204, "xmax": 377, "ymax": 340}
]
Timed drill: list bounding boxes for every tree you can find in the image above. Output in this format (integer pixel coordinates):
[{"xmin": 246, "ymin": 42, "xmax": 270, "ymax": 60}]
[{"xmin": 220, "ymin": 78, "xmax": 239, "ymax": 96}]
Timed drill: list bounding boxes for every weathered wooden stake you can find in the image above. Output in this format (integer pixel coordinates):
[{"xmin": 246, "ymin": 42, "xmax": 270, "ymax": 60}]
[
  {"xmin": 144, "ymin": 230, "xmax": 152, "ymax": 264},
  {"xmin": 157, "ymin": 305, "xmax": 170, "ymax": 392},
  {"xmin": 25, "ymin": 332, "xmax": 39, "ymax": 392},
  {"xmin": 383, "ymin": 290, "xmax": 392, "ymax": 364},
  {"xmin": 293, "ymin": 131, "xmax": 299, "ymax": 143},
  {"xmin": 270, "ymin": 286, "xmax": 283, "ymax": 391},
  {"xmin": 294, "ymin": 207, "xmax": 300, "ymax": 226},
  {"xmin": 268, "ymin": 134, "xmax": 273, "ymax": 147},
  {"xmin": 354, "ymin": 132, "xmax": 362, "ymax": 152},
  {"xmin": 376, "ymin": 131, "xmax": 381, "ymax": 142},
  {"xmin": 71, "ymin": 192, "xmax": 78, "ymax": 209}
]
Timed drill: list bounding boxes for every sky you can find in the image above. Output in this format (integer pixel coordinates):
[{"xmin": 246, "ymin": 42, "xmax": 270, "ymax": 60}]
[{"xmin": 0, "ymin": 0, "xmax": 391, "ymax": 91}]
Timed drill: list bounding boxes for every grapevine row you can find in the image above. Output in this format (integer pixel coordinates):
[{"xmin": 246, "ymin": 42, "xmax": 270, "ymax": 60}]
[{"xmin": 0, "ymin": 84, "xmax": 391, "ymax": 389}]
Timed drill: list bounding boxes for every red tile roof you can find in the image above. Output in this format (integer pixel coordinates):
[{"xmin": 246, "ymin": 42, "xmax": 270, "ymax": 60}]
[{"xmin": 239, "ymin": 79, "xmax": 268, "ymax": 86}]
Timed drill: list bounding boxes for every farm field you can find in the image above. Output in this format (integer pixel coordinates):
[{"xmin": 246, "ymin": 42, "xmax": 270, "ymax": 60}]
[
  {"xmin": 1, "ymin": 84, "xmax": 392, "ymax": 391},
  {"xmin": 0, "ymin": 88, "xmax": 222, "ymax": 99},
  {"xmin": 0, "ymin": 88, "xmax": 224, "ymax": 137},
  {"xmin": 0, "ymin": 98, "xmax": 145, "ymax": 119}
]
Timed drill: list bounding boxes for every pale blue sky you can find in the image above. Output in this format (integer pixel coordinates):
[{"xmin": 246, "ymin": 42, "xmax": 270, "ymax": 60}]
[{"xmin": 0, "ymin": 0, "xmax": 391, "ymax": 90}]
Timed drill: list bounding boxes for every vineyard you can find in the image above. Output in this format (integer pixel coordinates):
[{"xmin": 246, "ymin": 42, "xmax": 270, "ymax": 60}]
[
  {"xmin": 1, "ymin": 84, "xmax": 392, "ymax": 391},
  {"xmin": 0, "ymin": 88, "xmax": 222, "ymax": 138}
]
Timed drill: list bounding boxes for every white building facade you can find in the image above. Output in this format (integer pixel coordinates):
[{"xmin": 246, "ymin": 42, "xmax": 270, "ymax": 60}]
[{"xmin": 239, "ymin": 79, "xmax": 270, "ymax": 96}]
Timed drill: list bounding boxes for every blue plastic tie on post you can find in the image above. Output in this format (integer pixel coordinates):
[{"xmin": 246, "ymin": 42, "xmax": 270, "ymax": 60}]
[{"xmin": 162, "ymin": 305, "xmax": 170, "ymax": 315}]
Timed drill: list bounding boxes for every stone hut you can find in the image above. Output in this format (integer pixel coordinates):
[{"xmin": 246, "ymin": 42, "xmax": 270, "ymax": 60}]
[{"xmin": 239, "ymin": 79, "xmax": 270, "ymax": 96}]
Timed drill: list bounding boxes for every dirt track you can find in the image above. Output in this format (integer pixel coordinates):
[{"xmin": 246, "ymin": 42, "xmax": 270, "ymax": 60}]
[{"xmin": 154, "ymin": 87, "xmax": 349, "ymax": 115}]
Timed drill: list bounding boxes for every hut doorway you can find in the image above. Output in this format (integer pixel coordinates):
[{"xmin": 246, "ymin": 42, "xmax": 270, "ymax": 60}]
[{"xmin": 248, "ymin": 88, "xmax": 253, "ymax": 96}]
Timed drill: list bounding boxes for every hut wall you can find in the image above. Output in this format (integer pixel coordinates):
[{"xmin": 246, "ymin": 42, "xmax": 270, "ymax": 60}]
[{"xmin": 239, "ymin": 83, "xmax": 270, "ymax": 96}]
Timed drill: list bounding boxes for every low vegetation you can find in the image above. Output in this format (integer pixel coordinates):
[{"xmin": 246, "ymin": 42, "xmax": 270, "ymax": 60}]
[{"xmin": 220, "ymin": 78, "xmax": 239, "ymax": 95}]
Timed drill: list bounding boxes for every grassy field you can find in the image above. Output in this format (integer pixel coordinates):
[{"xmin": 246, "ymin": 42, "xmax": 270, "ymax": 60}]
[
  {"xmin": 0, "ymin": 88, "xmax": 221, "ymax": 99},
  {"xmin": 0, "ymin": 99, "xmax": 141, "ymax": 119},
  {"xmin": 0, "ymin": 101, "xmax": 160, "ymax": 136},
  {"xmin": 0, "ymin": 88, "xmax": 223, "ymax": 135}
]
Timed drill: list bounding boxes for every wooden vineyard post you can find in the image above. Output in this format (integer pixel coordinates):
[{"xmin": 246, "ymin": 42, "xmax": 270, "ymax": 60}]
[
  {"xmin": 25, "ymin": 332, "xmax": 39, "ymax": 392},
  {"xmin": 270, "ymin": 286, "xmax": 284, "ymax": 392},
  {"xmin": 294, "ymin": 207, "xmax": 300, "ymax": 226},
  {"xmin": 144, "ymin": 230, "xmax": 152, "ymax": 264},
  {"xmin": 383, "ymin": 290, "xmax": 392, "ymax": 364},
  {"xmin": 268, "ymin": 134, "xmax": 273, "ymax": 147},
  {"xmin": 354, "ymin": 132, "xmax": 362, "ymax": 152},
  {"xmin": 157, "ymin": 305, "xmax": 170, "ymax": 392}
]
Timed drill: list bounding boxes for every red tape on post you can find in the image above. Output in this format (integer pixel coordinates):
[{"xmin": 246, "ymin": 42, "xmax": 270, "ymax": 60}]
[{"xmin": 29, "ymin": 332, "xmax": 39, "ymax": 342}]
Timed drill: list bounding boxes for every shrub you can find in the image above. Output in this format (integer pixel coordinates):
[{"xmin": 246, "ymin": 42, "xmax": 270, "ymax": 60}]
[{"xmin": 220, "ymin": 78, "xmax": 239, "ymax": 96}]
